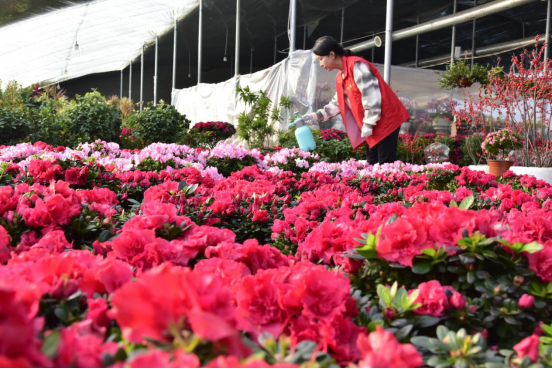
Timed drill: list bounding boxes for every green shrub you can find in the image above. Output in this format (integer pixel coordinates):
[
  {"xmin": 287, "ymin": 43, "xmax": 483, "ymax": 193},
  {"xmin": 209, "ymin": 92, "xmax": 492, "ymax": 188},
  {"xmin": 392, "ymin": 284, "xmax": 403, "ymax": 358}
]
[
  {"xmin": 0, "ymin": 107, "xmax": 31, "ymax": 145},
  {"xmin": 236, "ymin": 86, "xmax": 290, "ymax": 148},
  {"xmin": 64, "ymin": 91, "xmax": 122, "ymax": 146},
  {"xmin": 125, "ymin": 101, "xmax": 190, "ymax": 147},
  {"xmin": 31, "ymin": 98, "xmax": 73, "ymax": 146}
]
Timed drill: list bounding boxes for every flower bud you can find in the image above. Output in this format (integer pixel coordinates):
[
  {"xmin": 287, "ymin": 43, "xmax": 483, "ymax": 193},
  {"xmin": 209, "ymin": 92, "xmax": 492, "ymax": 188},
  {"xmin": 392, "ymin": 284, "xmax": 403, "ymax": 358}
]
[
  {"xmin": 383, "ymin": 307, "xmax": 396, "ymax": 320},
  {"xmin": 450, "ymin": 292, "xmax": 467, "ymax": 310},
  {"xmin": 518, "ymin": 294, "xmax": 535, "ymax": 309},
  {"xmin": 514, "ymin": 275, "xmax": 525, "ymax": 286},
  {"xmin": 493, "ymin": 285, "xmax": 501, "ymax": 295}
]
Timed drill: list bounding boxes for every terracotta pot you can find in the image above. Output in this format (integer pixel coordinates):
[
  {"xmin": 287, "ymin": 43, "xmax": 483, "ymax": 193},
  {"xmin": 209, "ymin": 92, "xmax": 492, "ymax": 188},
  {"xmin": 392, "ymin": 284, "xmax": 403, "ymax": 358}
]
[
  {"xmin": 488, "ymin": 160, "xmax": 514, "ymax": 177},
  {"xmin": 456, "ymin": 78, "xmax": 473, "ymax": 88}
]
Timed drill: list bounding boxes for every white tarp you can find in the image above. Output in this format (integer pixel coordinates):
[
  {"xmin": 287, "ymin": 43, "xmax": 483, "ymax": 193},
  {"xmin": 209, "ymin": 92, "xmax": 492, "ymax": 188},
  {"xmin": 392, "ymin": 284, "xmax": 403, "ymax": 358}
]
[
  {"xmin": 172, "ymin": 50, "xmax": 481, "ymax": 133},
  {"xmin": 0, "ymin": 0, "xmax": 198, "ymax": 88},
  {"xmin": 172, "ymin": 50, "xmax": 319, "ymax": 133}
]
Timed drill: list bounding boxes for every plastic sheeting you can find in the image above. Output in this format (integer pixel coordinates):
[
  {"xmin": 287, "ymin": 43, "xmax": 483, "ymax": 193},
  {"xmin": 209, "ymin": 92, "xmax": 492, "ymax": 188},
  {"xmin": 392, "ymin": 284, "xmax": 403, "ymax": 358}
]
[
  {"xmin": 172, "ymin": 50, "xmax": 481, "ymax": 134},
  {"xmin": 0, "ymin": 0, "xmax": 198, "ymax": 88},
  {"xmin": 172, "ymin": 51, "xmax": 318, "ymax": 134}
]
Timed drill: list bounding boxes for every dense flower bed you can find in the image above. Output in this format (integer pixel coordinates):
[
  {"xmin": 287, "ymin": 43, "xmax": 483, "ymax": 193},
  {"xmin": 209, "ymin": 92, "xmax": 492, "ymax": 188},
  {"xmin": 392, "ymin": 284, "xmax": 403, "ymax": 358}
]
[{"xmin": 1, "ymin": 140, "xmax": 552, "ymax": 367}]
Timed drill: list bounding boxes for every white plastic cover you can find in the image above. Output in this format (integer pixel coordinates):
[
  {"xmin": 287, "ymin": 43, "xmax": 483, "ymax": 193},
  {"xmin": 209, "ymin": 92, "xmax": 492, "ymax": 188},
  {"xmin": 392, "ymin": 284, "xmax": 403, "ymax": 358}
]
[
  {"xmin": 172, "ymin": 50, "xmax": 482, "ymax": 136},
  {"xmin": 0, "ymin": 0, "xmax": 198, "ymax": 88}
]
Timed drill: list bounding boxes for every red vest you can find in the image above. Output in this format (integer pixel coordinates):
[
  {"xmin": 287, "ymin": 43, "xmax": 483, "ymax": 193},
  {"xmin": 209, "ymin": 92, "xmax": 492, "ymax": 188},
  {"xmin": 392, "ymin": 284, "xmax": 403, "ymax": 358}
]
[{"xmin": 335, "ymin": 56, "xmax": 410, "ymax": 149}]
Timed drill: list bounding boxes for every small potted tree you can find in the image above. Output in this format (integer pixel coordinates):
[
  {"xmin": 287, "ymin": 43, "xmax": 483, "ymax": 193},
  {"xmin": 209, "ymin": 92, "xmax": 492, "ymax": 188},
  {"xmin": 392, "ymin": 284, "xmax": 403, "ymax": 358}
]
[{"xmin": 481, "ymin": 128, "xmax": 523, "ymax": 177}]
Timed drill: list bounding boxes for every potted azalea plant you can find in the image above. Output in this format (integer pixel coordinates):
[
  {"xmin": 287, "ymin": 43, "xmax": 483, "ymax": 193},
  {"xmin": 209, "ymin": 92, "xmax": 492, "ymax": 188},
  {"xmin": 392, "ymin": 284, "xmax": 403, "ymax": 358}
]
[{"xmin": 482, "ymin": 128, "xmax": 523, "ymax": 176}]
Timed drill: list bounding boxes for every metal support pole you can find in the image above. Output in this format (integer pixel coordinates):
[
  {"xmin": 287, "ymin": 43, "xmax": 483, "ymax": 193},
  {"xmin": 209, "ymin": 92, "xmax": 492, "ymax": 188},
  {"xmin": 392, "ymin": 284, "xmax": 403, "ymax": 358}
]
[
  {"xmin": 415, "ymin": 16, "xmax": 420, "ymax": 68},
  {"xmin": 120, "ymin": 69, "xmax": 123, "ymax": 98},
  {"xmin": 545, "ymin": 0, "xmax": 551, "ymax": 69},
  {"xmin": 274, "ymin": 36, "xmax": 278, "ymax": 64},
  {"xmin": 383, "ymin": 0, "xmax": 394, "ymax": 84},
  {"xmin": 450, "ymin": 0, "xmax": 457, "ymax": 67},
  {"xmin": 471, "ymin": 0, "xmax": 477, "ymax": 68},
  {"xmin": 154, "ymin": 36, "xmax": 158, "ymax": 106},
  {"xmin": 522, "ymin": 22, "xmax": 526, "ymax": 38},
  {"xmin": 371, "ymin": 31, "xmax": 375, "ymax": 62},
  {"xmin": 289, "ymin": 0, "xmax": 297, "ymax": 55},
  {"xmin": 140, "ymin": 45, "xmax": 144, "ymax": 111},
  {"xmin": 340, "ymin": 8, "xmax": 345, "ymax": 43},
  {"xmin": 172, "ymin": 18, "xmax": 177, "ymax": 90},
  {"xmin": 250, "ymin": 47, "xmax": 254, "ymax": 74},
  {"xmin": 198, "ymin": 0, "xmax": 203, "ymax": 84},
  {"xmin": 129, "ymin": 61, "xmax": 132, "ymax": 100},
  {"xmin": 235, "ymin": 0, "xmax": 241, "ymax": 75},
  {"xmin": 303, "ymin": 26, "xmax": 307, "ymax": 49}
]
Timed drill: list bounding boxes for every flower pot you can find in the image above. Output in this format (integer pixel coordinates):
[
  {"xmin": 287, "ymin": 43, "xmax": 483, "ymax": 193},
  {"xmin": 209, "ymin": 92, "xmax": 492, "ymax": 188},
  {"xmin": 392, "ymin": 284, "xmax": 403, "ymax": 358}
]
[
  {"xmin": 510, "ymin": 166, "xmax": 552, "ymax": 185},
  {"xmin": 456, "ymin": 78, "xmax": 473, "ymax": 88},
  {"xmin": 468, "ymin": 165, "xmax": 489, "ymax": 174},
  {"xmin": 488, "ymin": 160, "xmax": 514, "ymax": 177}
]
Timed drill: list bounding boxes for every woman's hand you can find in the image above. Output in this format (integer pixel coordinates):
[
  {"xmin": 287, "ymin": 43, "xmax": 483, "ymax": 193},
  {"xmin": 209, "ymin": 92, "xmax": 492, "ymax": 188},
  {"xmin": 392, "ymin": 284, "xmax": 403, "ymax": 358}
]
[{"xmin": 361, "ymin": 124, "xmax": 373, "ymax": 138}]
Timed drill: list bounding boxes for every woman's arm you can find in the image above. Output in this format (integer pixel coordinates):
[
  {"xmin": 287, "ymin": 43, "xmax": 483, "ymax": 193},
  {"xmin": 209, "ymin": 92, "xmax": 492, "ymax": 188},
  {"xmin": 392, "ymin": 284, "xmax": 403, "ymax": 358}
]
[
  {"xmin": 354, "ymin": 62, "xmax": 382, "ymax": 137},
  {"xmin": 304, "ymin": 93, "xmax": 341, "ymax": 127}
]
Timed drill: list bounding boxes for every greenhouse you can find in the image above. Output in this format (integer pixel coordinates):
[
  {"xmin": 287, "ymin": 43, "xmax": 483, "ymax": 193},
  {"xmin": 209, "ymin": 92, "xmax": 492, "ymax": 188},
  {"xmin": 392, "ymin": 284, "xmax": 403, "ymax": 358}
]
[{"xmin": 1, "ymin": 0, "xmax": 552, "ymax": 368}]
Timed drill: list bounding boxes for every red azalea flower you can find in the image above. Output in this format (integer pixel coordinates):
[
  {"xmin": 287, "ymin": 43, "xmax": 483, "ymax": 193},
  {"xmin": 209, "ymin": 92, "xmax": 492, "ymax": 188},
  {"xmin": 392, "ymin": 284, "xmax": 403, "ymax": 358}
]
[
  {"xmin": 513, "ymin": 334, "xmax": 540, "ymax": 362},
  {"xmin": 410, "ymin": 280, "xmax": 451, "ymax": 317},
  {"xmin": 357, "ymin": 325, "xmax": 423, "ymax": 367}
]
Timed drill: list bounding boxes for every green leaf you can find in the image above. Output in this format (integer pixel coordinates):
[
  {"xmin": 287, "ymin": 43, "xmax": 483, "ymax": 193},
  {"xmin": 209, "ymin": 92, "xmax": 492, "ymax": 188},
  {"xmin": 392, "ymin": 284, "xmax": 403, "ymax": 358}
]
[
  {"xmin": 411, "ymin": 336, "xmax": 432, "ymax": 348},
  {"xmin": 436, "ymin": 326, "xmax": 449, "ymax": 341},
  {"xmin": 459, "ymin": 195, "xmax": 474, "ymax": 210},
  {"xmin": 417, "ymin": 315, "xmax": 441, "ymax": 328},
  {"xmin": 421, "ymin": 248, "xmax": 437, "ymax": 258},
  {"xmin": 367, "ymin": 320, "xmax": 384, "ymax": 332},
  {"xmin": 407, "ymin": 289, "xmax": 420, "ymax": 306},
  {"xmin": 178, "ymin": 180, "xmax": 188, "ymax": 191},
  {"xmin": 356, "ymin": 247, "xmax": 377, "ymax": 260},
  {"xmin": 412, "ymin": 261, "xmax": 433, "ymax": 275},
  {"xmin": 54, "ymin": 307, "xmax": 68, "ymax": 322},
  {"xmin": 395, "ymin": 325, "xmax": 414, "ymax": 341},
  {"xmin": 449, "ymin": 200, "xmax": 458, "ymax": 207},
  {"xmin": 377, "ymin": 285, "xmax": 392, "ymax": 306},
  {"xmin": 521, "ymin": 241, "xmax": 544, "ymax": 254},
  {"xmin": 41, "ymin": 330, "xmax": 61, "ymax": 359},
  {"xmin": 467, "ymin": 271, "xmax": 476, "ymax": 284}
]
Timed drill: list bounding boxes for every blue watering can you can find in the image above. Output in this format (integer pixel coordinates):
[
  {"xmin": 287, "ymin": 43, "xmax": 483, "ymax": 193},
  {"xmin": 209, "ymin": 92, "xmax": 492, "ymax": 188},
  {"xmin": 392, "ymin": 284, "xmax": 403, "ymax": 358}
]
[{"xmin": 289, "ymin": 116, "xmax": 316, "ymax": 152}]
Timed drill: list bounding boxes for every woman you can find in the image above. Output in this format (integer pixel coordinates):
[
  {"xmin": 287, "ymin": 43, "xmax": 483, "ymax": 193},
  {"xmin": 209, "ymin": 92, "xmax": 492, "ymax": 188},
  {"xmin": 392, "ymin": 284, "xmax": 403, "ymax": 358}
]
[{"xmin": 301, "ymin": 36, "xmax": 409, "ymax": 165}]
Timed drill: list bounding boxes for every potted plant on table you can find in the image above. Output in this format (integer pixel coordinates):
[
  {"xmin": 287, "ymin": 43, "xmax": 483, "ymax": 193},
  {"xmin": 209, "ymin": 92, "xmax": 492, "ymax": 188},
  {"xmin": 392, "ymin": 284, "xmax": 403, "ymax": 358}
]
[{"xmin": 482, "ymin": 128, "xmax": 523, "ymax": 177}]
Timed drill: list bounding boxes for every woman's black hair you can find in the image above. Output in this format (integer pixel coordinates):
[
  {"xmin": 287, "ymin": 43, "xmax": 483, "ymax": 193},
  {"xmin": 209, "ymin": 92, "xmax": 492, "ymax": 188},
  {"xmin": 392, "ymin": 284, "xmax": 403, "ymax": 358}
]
[{"xmin": 312, "ymin": 36, "xmax": 353, "ymax": 57}]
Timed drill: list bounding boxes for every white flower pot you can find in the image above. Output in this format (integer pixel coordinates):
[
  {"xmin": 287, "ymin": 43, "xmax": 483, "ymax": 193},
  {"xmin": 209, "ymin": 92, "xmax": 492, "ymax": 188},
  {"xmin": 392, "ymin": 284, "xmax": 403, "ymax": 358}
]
[
  {"xmin": 468, "ymin": 165, "xmax": 552, "ymax": 185},
  {"xmin": 510, "ymin": 166, "xmax": 552, "ymax": 184},
  {"xmin": 468, "ymin": 165, "xmax": 489, "ymax": 174}
]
